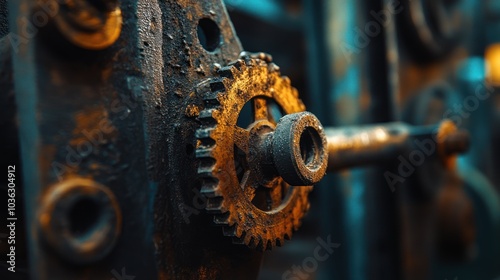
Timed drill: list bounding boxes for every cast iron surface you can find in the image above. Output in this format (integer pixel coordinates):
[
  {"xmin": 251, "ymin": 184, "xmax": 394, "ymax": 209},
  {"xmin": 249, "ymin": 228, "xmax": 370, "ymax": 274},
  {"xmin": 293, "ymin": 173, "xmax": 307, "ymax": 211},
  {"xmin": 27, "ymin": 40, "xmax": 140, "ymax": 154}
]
[{"xmin": 5, "ymin": 0, "xmax": 266, "ymax": 279}]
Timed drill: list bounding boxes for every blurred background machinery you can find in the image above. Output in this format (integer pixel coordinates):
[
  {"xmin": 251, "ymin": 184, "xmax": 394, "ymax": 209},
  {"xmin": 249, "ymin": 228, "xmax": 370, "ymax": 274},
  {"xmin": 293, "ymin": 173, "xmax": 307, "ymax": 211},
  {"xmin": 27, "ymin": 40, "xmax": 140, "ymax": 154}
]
[
  {"xmin": 1, "ymin": 0, "xmax": 500, "ymax": 279},
  {"xmin": 224, "ymin": 0, "xmax": 500, "ymax": 279}
]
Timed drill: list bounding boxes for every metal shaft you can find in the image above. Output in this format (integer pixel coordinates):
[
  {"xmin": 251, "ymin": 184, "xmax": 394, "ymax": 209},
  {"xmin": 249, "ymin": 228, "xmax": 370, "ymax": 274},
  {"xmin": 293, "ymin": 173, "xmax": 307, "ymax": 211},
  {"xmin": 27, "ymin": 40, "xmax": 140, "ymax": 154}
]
[
  {"xmin": 325, "ymin": 121, "xmax": 470, "ymax": 172},
  {"xmin": 326, "ymin": 123, "xmax": 410, "ymax": 171}
]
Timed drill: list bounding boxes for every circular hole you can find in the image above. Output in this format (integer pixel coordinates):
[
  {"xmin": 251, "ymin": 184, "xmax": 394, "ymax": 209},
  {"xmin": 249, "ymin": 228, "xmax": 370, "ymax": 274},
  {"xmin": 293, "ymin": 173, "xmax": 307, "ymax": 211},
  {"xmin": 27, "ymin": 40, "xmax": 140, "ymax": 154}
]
[
  {"xmin": 68, "ymin": 197, "xmax": 102, "ymax": 238},
  {"xmin": 197, "ymin": 18, "xmax": 221, "ymax": 52},
  {"xmin": 299, "ymin": 127, "xmax": 322, "ymax": 168}
]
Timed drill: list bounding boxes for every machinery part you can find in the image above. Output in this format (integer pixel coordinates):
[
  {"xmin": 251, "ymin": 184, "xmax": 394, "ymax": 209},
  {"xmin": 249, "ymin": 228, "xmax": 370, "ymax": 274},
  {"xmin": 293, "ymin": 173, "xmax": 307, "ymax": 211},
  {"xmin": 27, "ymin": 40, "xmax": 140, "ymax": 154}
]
[
  {"xmin": 38, "ymin": 178, "xmax": 122, "ymax": 264},
  {"xmin": 51, "ymin": 0, "xmax": 122, "ymax": 50},
  {"xmin": 196, "ymin": 53, "xmax": 327, "ymax": 250},
  {"xmin": 272, "ymin": 112, "xmax": 328, "ymax": 186},
  {"xmin": 397, "ymin": 82, "xmax": 477, "ymax": 279},
  {"xmin": 325, "ymin": 120, "xmax": 470, "ymax": 172},
  {"xmin": 7, "ymin": 0, "xmax": 245, "ymax": 278},
  {"xmin": 195, "ymin": 50, "xmax": 469, "ymax": 250}
]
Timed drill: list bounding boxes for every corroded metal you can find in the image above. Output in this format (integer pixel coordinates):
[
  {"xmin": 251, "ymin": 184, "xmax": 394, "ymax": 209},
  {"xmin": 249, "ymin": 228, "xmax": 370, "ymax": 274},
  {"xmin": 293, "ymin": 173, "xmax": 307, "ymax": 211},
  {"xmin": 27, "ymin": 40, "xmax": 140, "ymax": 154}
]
[
  {"xmin": 325, "ymin": 120, "xmax": 470, "ymax": 172},
  {"xmin": 196, "ymin": 53, "xmax": 323, "ymax": 251},
  {"xmin": 2, "ymin": 0, "xmax": 493, "ymax": 279},
  {"xmin": 38, "ymin": 178, "xmax": 121, "ymax": 264},
  {"xmin": 51, "ymin": 0, "xmax": 123, "ymax": 50},
  {"xmin": 192, "ymin": 51, "xmax": 471, "ymax": 252},
  {"xmin": 272, "ymin": 111, "xmax": 328, "ymax": 186},
  {"xmin": 7, "ymin": 0, "xmax": 159, "ymax": 278}
]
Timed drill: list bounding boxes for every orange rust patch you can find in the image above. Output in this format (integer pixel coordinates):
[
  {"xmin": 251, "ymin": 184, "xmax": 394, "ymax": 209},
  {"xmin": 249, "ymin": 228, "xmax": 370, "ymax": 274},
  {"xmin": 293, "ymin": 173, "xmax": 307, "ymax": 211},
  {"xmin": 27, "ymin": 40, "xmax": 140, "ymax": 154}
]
[
  {"xmin": 185, "ymin": 104, "xmax": 201, "ymax": 117},
  {"xmin": 70, "ymin": 107, "xmax": 117, "ymax": 147}
]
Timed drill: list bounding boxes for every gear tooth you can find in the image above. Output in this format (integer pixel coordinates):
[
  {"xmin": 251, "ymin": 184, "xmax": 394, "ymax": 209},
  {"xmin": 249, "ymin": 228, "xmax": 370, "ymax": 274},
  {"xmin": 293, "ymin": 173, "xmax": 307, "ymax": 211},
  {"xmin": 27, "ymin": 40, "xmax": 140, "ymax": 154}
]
[
  {"xmin": 195, "ymin": 147, "xmax": 214, "ymax": 158},
  {"xmin": 233, "ymin": 224, "xmax": 244, "ymax": 238},
  {"xmin": 222, "ymin": 225, "xmax": 237, "ymax": 237},
  {"xmin": 229, "ymin": 59, "xmax": 246, "ymax": 71},
  {"xmin": 255, "ymin": 237, "xmax": 265, "ymax": 251},
  {"xmin": 244, "ymin": 58, "xmax": 256, "ymax": 67},
  {"xmin": 293, "ymin": 217, "xmax": 302, "ymax": 231},
  {"xmin": 244, "ymin": 233, "xmax": 252, "ymax": 245},
  {"xmin": 197, "ymin": 157, "xmax": 216, "ymax": 177},
  {"xmin": 197, "ymin": 138, "xmax": 215, "ymax": 150},
  {"xmin": 284, "ymin": 229, "xmax": 293, "ymax": 240},
  {"xmin": 218, "ymin": 65, "xmax": 237, "ymax": 79},
  {"xmin": 240, "ymin": 51, "xmax": 273, "ymax": 63},
  {"xmin": 266, "ymin": 239, "xmax": 274, "ymax": 251},
  {"xmin": 206, "ymin": 196, "xmax": 225, "ymax": 213},
  {"xmin": 201, "ymin": 187, "xmax": 222, "ymax": 199},
  {"xmin": 256, "ymin": 52, "xmax": 272, "ymax": 63},
  {"xmin": 199, "ymin": 108, "xmax": 217, "ymax": 119},
  {"xmin": 212, "ymin": 63, "xmax": 222, "ymax": 72},
  {"xmin": 258, "ymin": 60, "xmax": 268, "ymax": 67},
  {"xmin": 198, "ymin": 109, "xmax": 218, "ymax": 126},
  {"xmin": 238, "ymin": 51, "xmax": 251, "ymax": 59},
  {"xmin": 195, "ymin": 127, "xmax": 216, "ymax": 144},
  {"xmin": 268, "ymin": 63, "xmax": 280, "ymax": 74},
  {"xmin": 232, "ymin": 231, "xmax": 246, "ymax": 244},
  {"xmin": 265, "ymin": 54, "xmax": 273, "ymax": 63},
  {"xmin": 276, "ymin": 237, "xmax": 284, "ymax": 247},
  {"xmin": 198, "ymin": 165, "xmax": 215, "ymax": 177},
  {"xmin": 213, "ymin": 212, "xmax": 230, "ymax": 225},
  {"xmin": 248, "ymin": 236, "xmax": 258, "ymax": 249},
  {"xmin": 283, "ymin": 76, "xmax": 292, "ymax": 85},
  {"xmin": 195, "ymin": 78, "xmax": 212, "ymax": 94},
  {"xmin": 195, "ymin": 127, "xmax": 214, "ymax": 139},
  {"xmin": 210, "ymin": 79, "xmax": 226, "ymax": 93},
  {"xmin": 200, "ymin": 184, "xmax": 216, "ymax": 196},
  {"xmin": 202, "ymin": 88, "xmax": 224, "ymax": 105},
  {"xmin": 200, "ymin": 179, "xmax": 222, "ymax": 198}
]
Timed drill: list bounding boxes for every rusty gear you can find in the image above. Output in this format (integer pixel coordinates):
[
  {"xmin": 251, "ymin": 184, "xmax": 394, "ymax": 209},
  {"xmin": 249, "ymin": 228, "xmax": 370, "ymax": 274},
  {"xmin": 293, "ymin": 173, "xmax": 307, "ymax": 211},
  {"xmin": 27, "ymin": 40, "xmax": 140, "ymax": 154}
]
[{"xmin": 195, "ymin": 53, "xmax": 313, "ymax": 251}]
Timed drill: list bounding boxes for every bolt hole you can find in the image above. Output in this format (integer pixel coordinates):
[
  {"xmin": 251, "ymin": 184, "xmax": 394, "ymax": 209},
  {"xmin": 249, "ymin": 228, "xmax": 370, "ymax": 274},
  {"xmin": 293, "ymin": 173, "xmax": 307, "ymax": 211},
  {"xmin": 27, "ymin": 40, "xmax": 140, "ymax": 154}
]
[
  {"xmin": 197, "ymin": 18, "xmax": 221, "ymax": 52},
  {"xmin": 299, "ymin": 127, "xmax": 321, "ymax": 168},
  {"xmin": 68, "ymin": 197, "xmax": 102, "ymax": 238}
]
